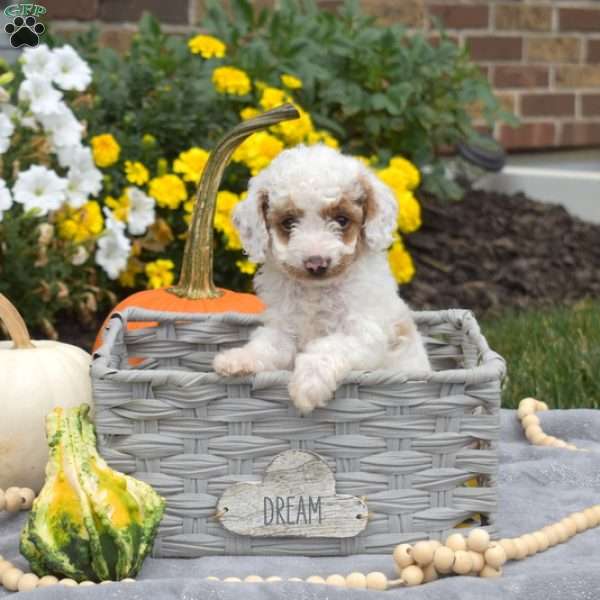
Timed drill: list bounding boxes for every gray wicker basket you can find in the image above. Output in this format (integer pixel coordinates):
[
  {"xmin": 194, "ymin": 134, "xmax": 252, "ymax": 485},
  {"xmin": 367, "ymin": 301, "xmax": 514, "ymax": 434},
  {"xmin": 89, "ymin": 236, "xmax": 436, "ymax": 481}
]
[{"xmin": 91, "ymin": 307, "xmax": 505, "ymax": 558}]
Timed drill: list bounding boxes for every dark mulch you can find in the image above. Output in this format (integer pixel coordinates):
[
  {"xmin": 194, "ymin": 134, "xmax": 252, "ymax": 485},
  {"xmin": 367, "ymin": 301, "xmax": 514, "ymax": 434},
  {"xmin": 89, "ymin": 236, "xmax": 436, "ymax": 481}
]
[
  {"xmin": 52, "ymin": 189, "xmax": 600, "ymax": 351},
  {"xmin": 402, "ymin": 189, "xmax": 600, "ymax": 316}
]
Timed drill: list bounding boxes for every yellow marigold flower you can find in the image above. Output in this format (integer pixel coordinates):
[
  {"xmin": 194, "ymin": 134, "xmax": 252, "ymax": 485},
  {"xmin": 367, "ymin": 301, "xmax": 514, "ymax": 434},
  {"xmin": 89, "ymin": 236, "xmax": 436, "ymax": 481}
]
[
  {"xmin": 397, "ymin": 190, "xmax": 422, "ymax": 234},
  {"xmin": 377, "ymin": 165, "xmax": 409, "ymax": 194},
  {"xmin": 259, "ymin": 87, "xmax": 289, "ymax": 111},
  {"xmin": 145, "ymin": 259, "xmax": 175, "ymax": 289},
  {"xmin": 148, "ymin": 174, "xmax": 187, "ymax": 209},
  {"xmin": 240, "ymin": 107, "xmax": 261, "ymax": 121},
  {"xmin": 173, "ymin": 147, "xmax": 210, "ymax": 184},
  {"xmin": 388, "ymin": 237, "xmax": 415, "ymax": 284},
  {"xmin": 119, "ymin": 257, "xmax": 144, "ymax": 288},
  {"xmin": 57, "ymin": 201, "xmax": 104, "ymax": 244},
  {"xmin": 236, "ymin": 259, "xmax": 257, "ymax": 275},
  {"xmin": 142, "ymin": 133, "xmax": 157, "ymax": 148},
  {"xmin": 124, "ymin": 160, "xmax": 149, "ymax": 186},
  {"xmin": 307, "ymin": 129, "xmax": 339, "ymax": 149},
  {"xmin": 188, "ymin": 34, "xmax": 226, "ymax": 58},
  {"xmin": 232, "ymin": 131, "xmax": 284, "ymax": 175},
  {"xmin": 212, "ymin": 66, "xmax": 251, "ymax": 96},
  {"xmin": 91, "ymin": 133, "xmax": 120, "ymax": 168},
  {"xmin": 211, "ymin": 190, "xmax": 242, "ymax": 250},
  {"xmin": 389, "ymin": 156, "xmax": 421, "ymax": 190},
  {"xmin": 105, "ymin": 190, "xmax": 129, "ymax": 222},
  {"xmin": 272, "ymin": 105, "xmax": 313, "ymax": 145},
  {"xmin": 280, "ymin": 74, "xmax": 302, "ymax": 90}
]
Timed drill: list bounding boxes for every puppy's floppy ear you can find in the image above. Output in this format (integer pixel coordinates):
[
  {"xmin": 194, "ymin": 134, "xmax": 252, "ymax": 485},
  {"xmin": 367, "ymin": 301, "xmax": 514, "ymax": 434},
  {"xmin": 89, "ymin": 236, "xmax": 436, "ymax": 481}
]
[
  {"xmin": 359, "ymin": 167, "xmax": 398, "ymax": 251},
  {"xmin": 232, "ymin": 186, "xmax": 270, "ymax": 263}
]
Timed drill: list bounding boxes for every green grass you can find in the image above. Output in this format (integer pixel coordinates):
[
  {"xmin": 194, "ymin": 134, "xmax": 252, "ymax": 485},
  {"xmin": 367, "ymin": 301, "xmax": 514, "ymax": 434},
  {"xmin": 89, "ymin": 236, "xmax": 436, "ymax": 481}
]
[{"xmin": 481, "ymin": 301, "xmax": 600, "ymax": 409}]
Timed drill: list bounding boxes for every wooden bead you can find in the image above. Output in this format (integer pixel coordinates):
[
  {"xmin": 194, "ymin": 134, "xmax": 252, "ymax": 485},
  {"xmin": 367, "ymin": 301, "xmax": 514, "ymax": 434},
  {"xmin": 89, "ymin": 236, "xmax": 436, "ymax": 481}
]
[
  {"xmin": 325, "ymin": 574, "xmax": 346, "ymax": 587},
  {"xmin": 4, "ymin": 490, "xmax": 22, "ymax": 512},
  {"xmin": 565, "ymin": 444, "xmax": 578, "ymax": 451},
  {"xmin": 205, "ymin": 576, "xmax": 219, "ymax": 581},
  {"xmin": 2, "ymin": 568, "xmax": 24, "ymax": 591},
  {"xmin": 122, "ymin": 578, "xmax": 135, "ymax": 583},
  {"xmin": 521, "ymin": 414, "xmax": 540, "ymax": 429},
  {"xmin": 80, "ymin": 581, "xmax": 96, "ymax": 586},
  {"xmin": 480, "ymin": 565, "xmax": 502, "ymax": 578},
  {"xmin": 5, "ymin": 487, "xmax": 20, "ymax": 496},
  {"xmin": 571, "ymin": 512, "xmax": 589, "ymax": 533},
  {"xmin": 467, "ymin": 528, "xmax": 490, "ymax": 553},
  {"xmin": 265, "ymin": 576, "xmax": 282, "ymax": 582},
  {"xmin": 346, "ymin": 572, "xmax": 367, "ymax": 589},
  {"xmin": 288, "ymin": 578, "xmax": 303, "ymax": 582},
  {"xmin": 541, "ymin": 436, "xmax": 558, "ymax": 447},
  {"xmin": 583, "ymin": 508, "xmax": 597, "ymax": 528},
  {"xmin": 498, "ymin": 538, "xmax": 517, "ymax": 560},
  {"xmin": 561, "ymin": 518, "xmax": 577, "ymax": 538},
  {"xmin": 0, "ymin": 561, "xmax": 13, "ymax": 577},
  {"xmin": 19, "ymin": 489, "xmax": 35, "ymax": 510},
  {"xmin": 306, "ymin": 576, "xmax": 326, "ymax": 584},
  {"xmin": 100, "ymin": 580, "xmax": 112, "ymax": 584},
  {"xmin": 38, "ymin": 575, "xmax": 59, "ymax": 587},
  {"xmin": 59, "ymin": 578, "xmax": 78, "ymax": 586},
  {"xmin": 445, "ymin": 533, "xmax": 467, "ymax": 551},
  {"xmin": 393, "ymin": 544, "xmax": 414, "ymax": 568},
  {"xmin": 224, "ymin": 577, "xmax": 242, "ymax": 582},
  {"xmin": 0, "ymin": 491, "xmax": 5, "ymax": 511},
  {"xmin": 433, "ymin": 546, "xmax": 455, "ymax": 573},
  {"xmin": 593, "ymin": 506, "xmax": 600, "ymax": 524},
  {"xmin": 535, "ymin": 400, "xmax": 549, "ymax": 411},
  {"xmin": 366, "ymin": 572, "xmax": 388, "ymax": 591},
  {"xmin": 469, "ymin": 551, "xmax": 485, "ymax": 573},
  {"xmin": 525, "ymin": 425, "xmax": 543, "ymax": 441},
  {"xmin": 553, "ymin": 522, "xmax": 568, "ymax": 543},
  {"xmin": 521, "ymin": 534, "xmax": 539, "ymax": 556},
  {"xmin": 17, "ymin": 573, "xmax": 39, "ymax": 592},
  {"xmin": 542, "ymin": 525, "xmax": 559, "ymax": 547},
  {"xmin": 411, "ymin": 541, "xmax": 435, "ymax": 566},
  {"xmin": 553, "ymin": 439, "xmax": 569, "ymax": 449},
  {"xmin": 400, "ymin": 566, "xmax": 424, "ymax": 587},
  {"xmin": 485, "ymin": 543, "xmax": 507, "ymax": 568},
  {"xmin": 428, "ymin": 540, "xmax": 442, "ymax": 552},
  {"xmin": 518, "ymin": 398, "xmax": 537, "ymax": 418},
  {"xmin": 512, "ymin": 537, "xmax": 528, "ymax": 559},
  {"xmin": 244, "ymin": 575, "xmax": 263, "ymax": 582},
  {"xmin": 452, "ymin": 550, "xmax": 473, "ymax": 575},
  {"xmin": 532, "ymin": 531, "xmax": 550, "ymax": 552},
  {"xmin": 423, "ymin": 563, "xmax": 438, "ymax": 583}
]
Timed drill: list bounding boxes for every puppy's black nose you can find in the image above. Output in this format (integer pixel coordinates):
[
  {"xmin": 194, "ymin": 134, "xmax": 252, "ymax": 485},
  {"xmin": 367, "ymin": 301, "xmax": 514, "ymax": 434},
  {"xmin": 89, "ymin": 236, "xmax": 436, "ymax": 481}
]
[{"xmin": 303, "ymin": 255, "xmax": 331, "ymax": 275}]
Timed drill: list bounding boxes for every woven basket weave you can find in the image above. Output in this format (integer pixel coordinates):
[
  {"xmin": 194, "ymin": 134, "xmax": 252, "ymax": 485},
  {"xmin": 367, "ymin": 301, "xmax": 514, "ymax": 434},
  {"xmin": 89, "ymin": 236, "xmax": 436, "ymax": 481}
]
[{"xmin": 91, "ymin": 307, "xmax": 505, "ymax": 558}]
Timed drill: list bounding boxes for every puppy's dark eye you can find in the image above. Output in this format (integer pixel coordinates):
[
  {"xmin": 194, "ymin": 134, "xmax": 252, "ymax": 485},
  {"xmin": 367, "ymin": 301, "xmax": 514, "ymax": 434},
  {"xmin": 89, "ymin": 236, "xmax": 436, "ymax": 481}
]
[
  {"xmin": 334, "ymin": 215, "xmax": 350, "ymax": 228},
  {"xmin": 280, "ymin": 217, "xmax": 297, "ymax": 232}
]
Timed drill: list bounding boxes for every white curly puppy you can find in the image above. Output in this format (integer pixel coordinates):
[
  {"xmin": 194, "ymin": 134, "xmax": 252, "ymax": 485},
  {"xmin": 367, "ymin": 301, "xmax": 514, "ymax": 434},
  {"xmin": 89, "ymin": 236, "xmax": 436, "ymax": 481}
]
[{"xmin": 213, "ymin": 144, "xmax": 430, "ymax": 413}]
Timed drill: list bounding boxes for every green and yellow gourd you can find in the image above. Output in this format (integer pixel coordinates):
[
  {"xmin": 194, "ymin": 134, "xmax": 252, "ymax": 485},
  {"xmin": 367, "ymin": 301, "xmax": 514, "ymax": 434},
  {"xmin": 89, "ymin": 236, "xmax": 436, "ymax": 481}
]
[{"xmin": 19, "ymin": 404, "xmax": 165, "ymax": 582}]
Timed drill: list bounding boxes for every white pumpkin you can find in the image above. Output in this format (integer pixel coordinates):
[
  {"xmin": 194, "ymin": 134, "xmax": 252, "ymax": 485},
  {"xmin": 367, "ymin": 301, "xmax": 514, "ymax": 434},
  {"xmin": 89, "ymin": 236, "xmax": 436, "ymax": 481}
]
[{"xmin": 0, "ymin": 293, "xmax": 93, "ymax": 491}]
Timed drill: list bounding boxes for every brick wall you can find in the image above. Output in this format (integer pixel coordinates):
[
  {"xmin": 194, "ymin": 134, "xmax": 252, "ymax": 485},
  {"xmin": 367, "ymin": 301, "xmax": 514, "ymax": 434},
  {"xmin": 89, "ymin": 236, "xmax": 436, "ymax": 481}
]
[{"xmin": 45, "ymin": 0, "xmax": 600, "ymax": 151}]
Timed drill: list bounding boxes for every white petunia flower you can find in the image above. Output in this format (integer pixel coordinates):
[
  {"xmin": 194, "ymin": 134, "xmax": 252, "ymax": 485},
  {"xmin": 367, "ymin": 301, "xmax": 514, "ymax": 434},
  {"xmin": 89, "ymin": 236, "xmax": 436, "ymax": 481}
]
[
  {"xmin": 18, "ymin": 74, "xmax": 63, "ymax": 116},
  {"xmin": 0, "ymin": 113, "xmax": 14, "ymax": 153},
  {"xmin": 56, "ymin": 144, "xmax": 94, "ymax": 170},
  {"xmin": 0, "ymin": 178, "xmax": 13, "ymax": 221},
  {"xmin": 21, "ymin": 45, "xmax": 58, "ymax": 80},
  {"xmin": 37, "ymin": 102, "xmax": 83, "ymax": 148},
  {"xmin": 52, "ymin": 45, "xmax": 92, "ymax": 92},
  {"xmin": 13, "ymin": 165, "xmax": 67, "ymax": 216},
  {"xmin": 65, "ymin": 165, "xmax": 102, "ymax": 208},
  {"xmin": 126, "ymin": 187, "xmax": 155, "ymax": 235},
  {"xmin": 95, "ymin": 209, "xmax": 131, "ymax": 279}
]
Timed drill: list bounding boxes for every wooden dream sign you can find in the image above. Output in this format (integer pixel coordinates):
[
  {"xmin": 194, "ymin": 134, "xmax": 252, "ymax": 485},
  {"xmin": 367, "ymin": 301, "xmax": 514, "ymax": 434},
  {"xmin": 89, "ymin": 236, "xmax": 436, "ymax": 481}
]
[{"xmin": 217, "ymin": 450, "xmax": 369, "ymax": 538}]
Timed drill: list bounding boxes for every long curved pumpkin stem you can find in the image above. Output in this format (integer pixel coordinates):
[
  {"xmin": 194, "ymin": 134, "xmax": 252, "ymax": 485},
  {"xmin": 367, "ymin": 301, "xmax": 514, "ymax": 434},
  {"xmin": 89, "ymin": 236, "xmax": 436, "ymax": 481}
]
[{"xmin": 169, "ymin": 104, "xmax": 300, "ymax": 300}]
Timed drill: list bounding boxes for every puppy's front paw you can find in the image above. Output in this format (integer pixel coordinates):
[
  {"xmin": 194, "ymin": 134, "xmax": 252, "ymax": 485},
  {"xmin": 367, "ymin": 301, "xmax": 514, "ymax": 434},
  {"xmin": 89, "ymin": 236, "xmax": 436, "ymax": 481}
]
[
  {"xmin": 213, "ymin": 348, "xmax": 261, "ymax": 377},
  {"xmin": 288, "ymin": 354, "xmax": 337, "ymax": 415}
]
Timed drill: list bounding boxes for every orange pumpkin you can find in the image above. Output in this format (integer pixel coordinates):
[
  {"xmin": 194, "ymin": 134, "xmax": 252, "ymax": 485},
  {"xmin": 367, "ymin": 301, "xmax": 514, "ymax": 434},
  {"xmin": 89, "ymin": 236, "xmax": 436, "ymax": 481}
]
[{"xmin": 94, "ymin": 104, "xmax": 299, "ymax": 350}]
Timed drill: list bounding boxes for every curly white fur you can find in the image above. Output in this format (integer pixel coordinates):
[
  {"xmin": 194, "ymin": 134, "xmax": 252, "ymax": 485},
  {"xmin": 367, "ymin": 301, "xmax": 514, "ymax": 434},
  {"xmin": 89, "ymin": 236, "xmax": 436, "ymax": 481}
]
[{"xmin": 214, "ymin": 144, "xmax": 430, "ymax": 414}]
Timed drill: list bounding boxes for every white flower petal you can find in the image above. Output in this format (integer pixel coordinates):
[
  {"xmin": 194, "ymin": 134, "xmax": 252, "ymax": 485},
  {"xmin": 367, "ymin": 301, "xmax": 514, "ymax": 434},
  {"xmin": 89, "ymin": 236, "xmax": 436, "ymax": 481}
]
[
  {"xmin": 18, "ymin": 75, "xmax": 63, "ymax": 116},
  {"xmin": 52, "ymin": 45, "xmax": 92, "ymax": 92},
  {"xmin": 127, "ymin": 187, "xmax": 155, "ymax": 235},
  {"xmin": 95, "ymin": 209, "xmax": 131, "ymax": 279},
  {"xmin": 21, "ymin": 45, "xmax": 58, "ymax": 80},
  {"xmin": 0, "ymin": 178, "xmax": 12, "ymax": 222},
  {"xmin": 13, "ymin": 165, "xmax": 67, "ymax": 216}
]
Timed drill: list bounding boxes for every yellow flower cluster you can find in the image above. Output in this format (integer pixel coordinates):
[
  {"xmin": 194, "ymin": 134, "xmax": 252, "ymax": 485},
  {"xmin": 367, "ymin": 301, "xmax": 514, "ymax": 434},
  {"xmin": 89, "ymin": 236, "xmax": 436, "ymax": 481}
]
[
  {"xmin": 57, "ymin": 201, "xmax": 104, "ymax": 244},
  {"xmin": 188, "ymin": 34, "xmax": 226, "ymax": 59},
  {"xmin": 280, "ymin": 74, "xmax": 302, "ymax": 90},
  {"xmin": 91, "ymin": 133, "xmax": 120, "ymax": 168},
  {"xmin": 124, "ymin": 160, "xmax": 149, "ymax": 185},
  {"xmin": 212, "ymin": 66, "xmax": 251, "ymax": 96},
  {"xmin": 214, "ymin": 190, "xmax": 242, "ymax": 250},
  {"xmin": 105, "ymin": 189, "xmax": 130, "ymax": 222},
  {"xmin": 387, "ymin": 235, "xmax": 415, "ymax": 284},
  {"xmin": 148, "ymin": 174, "xmax": 187, "ymax": 209},
  {"xmin": 145, "ymin": 259, "xmax": 175, "ymax": 289},
  {"xmin": 377, "ymin": 156, "xmax": 422, "ymax": 235},
  {"xmin": 232, "ymin": 131, "xmax": 284, "ymax": 176},
  {"xmin": 173, "ymin": 147, "xmax": 210, "ymax": 184}
]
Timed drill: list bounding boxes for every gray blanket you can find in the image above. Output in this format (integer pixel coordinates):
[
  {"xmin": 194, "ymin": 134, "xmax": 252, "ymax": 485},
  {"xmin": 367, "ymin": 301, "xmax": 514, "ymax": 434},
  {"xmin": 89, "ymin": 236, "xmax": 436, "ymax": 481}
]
[{"xmin": 2, "ymin": 409, "xmax": 599, "ymax": 599}]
